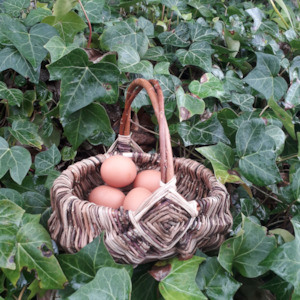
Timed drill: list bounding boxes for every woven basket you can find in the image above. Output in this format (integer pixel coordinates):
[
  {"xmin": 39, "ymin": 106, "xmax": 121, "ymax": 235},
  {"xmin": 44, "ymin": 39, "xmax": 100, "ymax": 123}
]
[{"xmin": 48, "ymin": 79, "xmax": 233, "ymax": 265}]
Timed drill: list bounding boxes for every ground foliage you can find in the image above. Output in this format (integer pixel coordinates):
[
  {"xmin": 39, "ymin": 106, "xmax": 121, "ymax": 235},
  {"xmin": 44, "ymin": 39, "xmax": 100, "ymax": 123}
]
[{"xmin": 0, "ymin": 0, "xmax": 299, "ymax": 299}]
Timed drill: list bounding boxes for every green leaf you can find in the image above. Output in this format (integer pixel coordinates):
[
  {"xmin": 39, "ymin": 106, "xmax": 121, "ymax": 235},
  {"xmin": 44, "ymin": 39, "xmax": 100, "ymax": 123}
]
[
  {"xmin": 158, "ymin": 23, "xmax": 190, "ymax": 48},
  {"xmin": 236, "ymin": 119, "xmax": 281, "ymax": 186},
  {"xmin": 42, "ymin": 12, "xmax": 87, "ymax": 44},
  {"xmin": 189, "ymin": 73, "xmax": 225, "ymax": 100},
  {"xmin": 114, "ymin": 45, "xmax": 153, "ymax": 78},
  {"xmin": 292, "ymin": 168, "xmax": 300, "ymax": 201},
  {"xmin": 142, "ymin": 47, "xmax": 172, "ymax": 62},
  {"xmin": 224, "ymin": 29, "xmax": 240, "ymax": 58},
  {"xmin": 34, "ymin": 144, "xmax": 61, "ymax": 176},
  {"xmin": 138, "ymin": 16, "xmax": 154, "ymax": 37},
  {"xmin": 22, "ymin": 192, "xmax": 50, "ymax": 214},
  {"xmin": 268, "ymin": 98, "xmax": 296, "ymax": 140},
  {"xmin": 0, "ymin": 137, "xmax": 11, "ymax": 179},
  {"xmin": 218, "ymin": 216, "xmax": 276, "ymax": 278},
  {"xmin": 265, "ymin": 125, "xmax": 286, "ymax": 155},
  {"xmin": 188, "ymin": 22, "xmax": 218, "ymax": 42},
  {"xmin": 159, "ymin": 256, "xmax": 207, "ymax": 300},
  {"xmin": 178, "ymin": 114, "xmax": 230, "ymax": 147},
  {"xmin": 261, "ymin": 216, "xmax": 300, "ymax": 297},
  {"xmin": 9, "ymin": 119, "xmax": 43, "ymax": 149},
  {"xmin": 44, "ymin": 36, "xmax": 78, "ymax": 63},
  {"xmin": 66, "ymin": 267, "xmax": 132, "ymax": 300},
  {"xmin": 0, "ymin": 81, "xmax": 23, "ymax": 107},
  {"xmin": 269, "ymin": 228, "xmax": 295, "ymax": 243},
  {"xmin": 24, "ymin": 7, "xmax": 52, "ymax": 27},
  {"xmin": 62, "ymin": 103, "xmax": 115, "ymax": 149},
  {"xmin": 176, "ymin": 86, "xmax": 205, "ymax": 121},
  {"xmin": 176, "ymin": 41, "xmax": 213, "ymax": 72},
  {"xmin": 47, "ymin": 48, "xmax": 120, "ymax": 117},
  {"xmin": 285, "ymin": 81, "xmax": 300, "ymax": 107},
  {"xmin": 0, "ymin": 188, "xmax": 24, "ymax": 208},
  {"xmin": 1, "ymin": 0, "xmax": 30, "ymax": 17},
  {"xmin": 196, "ymin": 257, "xmax": 241, "ymax": 300},
  {"xmin": 154, "ymin": 62, "xmax": 170, "ymax": 75},
  {"xmin": 9, "ymin": 146, "xmax": 32, "ymax": 185},
  {"xmin": 196, "ymin": 142, "xmax": 240, "ymax": 184},
  {"xmin": 5, "ymin": 222, "xmax": 67, "ymax": 289},
  {"xmin": 76, "ymin": 0, "xmax": 105, "ymax": 24},
  {"xmin": 53, "ymin": 0, "xmax": 78, "ymax": 17},
  {"xmin": 243, "ymin": 52, "xmax": 288, "ymax": 101},
  {"xmin": 58, "ymin": 233, "xmax": 132, "ymax": 290},
  {"xmin": 0, "ymin": 46, "xmax": 39, "ymax": 83},
  {"xmin": 0, "ymin": 15, "xmax": 58, "ymax": 69},
  {"xmin": 261, "ymin": 276, "xmax": 294, "ymax": 300},
  {"xmin": 132, "ymin": 272, "xmax": 159, "ymax": 300},
  {"xmin": 61, "ymin": 146, "xmax": 77, "ymax": 161},
  {"xmin": 231, "ymin": 93, "xmax": 254, "ymax": 112},
  {"xmin": 100, "ymin": 18, "xmax": 149, "ymax": 56},
  {"xmin": 0, "ymin": 200, "xmax": 24, "ymax": 269}
]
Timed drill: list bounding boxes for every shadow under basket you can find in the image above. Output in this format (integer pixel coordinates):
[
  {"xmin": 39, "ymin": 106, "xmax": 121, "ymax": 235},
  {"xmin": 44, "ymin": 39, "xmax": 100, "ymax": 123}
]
[{"xmin": 48, "ymin": 79, "xmax": 233, "ymax": 265}]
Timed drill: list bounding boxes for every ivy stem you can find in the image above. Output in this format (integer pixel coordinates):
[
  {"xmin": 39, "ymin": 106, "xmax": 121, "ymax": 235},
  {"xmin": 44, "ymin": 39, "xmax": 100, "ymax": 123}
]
[
  {"xmin": 277, "ymin": 153, "xmax": 299, "ymax": 162},
  {"xmin": 18, "ymin": 285, "xmax": 27, "ymax": 300},
  {"xmin": 168, "ymin": 11, "xmax": 174, "ymax": 30},
  {"xmin": 161, "ymin": 5, "xmax": 165, "ymax": 21},
  {"xmin": 259, "ymin": 104, "xmax": 269, "ymax": 116},
  {"xmin": 78, "ymin": 0, "xmax": 92, "ymax": 48},
  {"xmin": 269, "ymin": 0, "xmax": 290, "ymax": 29},
  {"xmin": 252, "ymin": 185, "xmax": 282, "ymax": 203}
]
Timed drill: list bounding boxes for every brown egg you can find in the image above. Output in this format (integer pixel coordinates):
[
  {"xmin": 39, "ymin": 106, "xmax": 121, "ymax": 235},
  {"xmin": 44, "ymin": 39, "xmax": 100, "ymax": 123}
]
[
  {"xmin": 88, "ymin": 185, "xmax": 125, "ymax": 209},
  {"xmin": 123, "ymin": 187, "xmax": 152, "ymax": 211},
  {"xmin": 100, "ymin": 155, "xmax": 137, "ymax": 188},
  {"xmin": 133, "ymin": 170, "xmax": 161, "ymax": 193}
]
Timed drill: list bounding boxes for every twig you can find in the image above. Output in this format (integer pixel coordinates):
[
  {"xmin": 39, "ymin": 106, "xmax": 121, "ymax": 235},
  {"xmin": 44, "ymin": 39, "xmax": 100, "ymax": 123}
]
[
  {"xmin": 18, "ymin": 285, "xmax": 27, "ymax": 300},
  {"xmin": 269, "ymin": 0, "xmax": 290, "ymax": 29},
  {"xmin": 259, "ymin": 105, "xmax": 269, "ymax": 117},
  {"xmin": 277, "ymin": 153, "xmax": 299, "ymax": 163},
  {"xmin": 78, "ymin": 0, "xmax": 92, "ymax": 48},
  {"xmin": 168, "ymin": 11, "xmax": 174, "ymax": 30},
  {"xmin": 161, "ymin": 5, "xmax": 165, "ymax": 21},
  {"xmin": 252, "ymin": 185, "xmax": 282, "ymax": 203}
]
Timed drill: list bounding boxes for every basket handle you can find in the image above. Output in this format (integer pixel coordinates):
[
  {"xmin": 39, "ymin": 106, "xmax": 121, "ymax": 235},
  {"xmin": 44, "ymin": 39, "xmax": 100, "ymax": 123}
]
[{"xmin": 119, "ymin": 79, "xmax": 174, "ymax": 184}]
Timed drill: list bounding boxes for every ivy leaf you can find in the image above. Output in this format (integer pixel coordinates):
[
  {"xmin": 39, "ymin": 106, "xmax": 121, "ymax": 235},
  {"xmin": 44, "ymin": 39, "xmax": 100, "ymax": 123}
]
[
  {"xmin": 100, "ymin": 18, "xmax": 149, "ymax": 56},
  {"xmin": 243, "ymin": 53, "xmax": 288, "ymax": 101},
  {"xmin": 154, "ymin": 62, "xmax": 170, "ymax": 75},
  {"xmin": 0, "ymin": 188, "xmax": 24, "ymax": 208},
  {"xmin": 34, "ymin": 144, "xmax": 61, "ymax": 176},
  {"xmin": 0, "ymin": 46, "xmax": 39, "ymax": 83},
  {"xmin": 24, "ymin": 7, "xmax": 52, "ymax": 27},
  {"xmin": 0, "ymin": 15, "xmax": 58, "ymax": 69},
  {"xmin": 285, "ymin": 80, "xmax": 300, "ymax": 107},
  {"xmin": 0, "ymin": 0, "xmax": 30, "ymax": 17},
  {"xmin": 76, "ymin": 0, "xmax": 105, "ymax": 24},
  {"xmin": 59, "ymin": 234, "xmax": 132, "ymax": 290},
  {"xmin": 236, "ymin": 119, "xmax": 281, "ymax": 186},
  {"xmin": 176, "ymin": 41, "xmax": 213, "ymax": 72},
  {"xmin": 42, "ymin": 12, "xmax": 87, "ymax": 44},
  {"xmin": 189, "ymin": 73, "xmax": 225, "ymax": 100},
  {"xmin": 196, "ymin": 142, "xmax": 241, "ymax": 184},
  {"xmin": 0, "ymin": 137, "xmax": 31, "ymax": 184},
  {"xmin": 159, "ymin": 256, "xmax": 207, "ymax": 300},
  {"xmin": 158, "ymin": 23, "xmax": 190, "ymax": 48},
  {"xmin": 196, "ymin": 257, "xmax": 241, "ymax": 300},
  {"xmin": 8, "ymin": 119, "xmax": 43, "ymax": 149},
  {"xmin": 47, "ymin": 48, "xmax": 120, "ymax": 117},
  {"xmin": 265, "ymin": 125, "xmax": 286, "ymax": 155},
  {"xmin": 0, "ymin": 200, "xmax": 24, "ymax": 269},
  {"xmin": 113, "ymin": 45, "xmax": 153, "ymax": 78},
  {"xmin": 176, "ymin": 86, "xmax": 204, "ymax": 121},
  {"xmin": 0, "ymin": 81, "xmax": 23, "ymax": 107},
  {"xmin": 143, "ymin": 47, "xmax": 172, "ymax": 62},
  {"xmin": 188, "ymin": 22, "xmax": 218, "ymax": 42},
  {"xmin": 22, "ymin": 192, "xmax": 50, "ymax": 215},
  {"xmin": 132, "ymin": 272, "xmax": 159, "ymax": 300},
  {"xmin": 62, "ymin": 103, "xmax": 115, "ymax": 149},
  {"xmin": 178, "ymin": 114, "xmax": 230, "ymax": 146},
  {"xmin": 66, "ymin": 267, "xmax": 132, "ymax": 300},
  {"xmin": 9, "ymin": 146, "xmax": 32, "ymax": 185},
  {"xmin": 53, "ymin": 0, "xmax": 78, "ymax": 17},
  {"xmin": 292, "ymin": 168, "xmax": 300, "ymax": 201},
  {"xmin": 261, "ymin": 276, "xmax": 294, "ymax": 300},
  {"xmin": 44, "ymin": 36, "xmax": 78, "ymax": 63},
  {"xmin": 231, "ymin": 93, "xmax": 254, "ymax": 112},
  {"xmin": 4, "ymin": 222, "xmax": 67, "ymax": 289},
  {"xmin": 261, "ymin": 216, "xmax": 300, "ymax": 297},
  {"xmin": 218, "ymin": 216, "xmax": 276, "ymax": 278}
]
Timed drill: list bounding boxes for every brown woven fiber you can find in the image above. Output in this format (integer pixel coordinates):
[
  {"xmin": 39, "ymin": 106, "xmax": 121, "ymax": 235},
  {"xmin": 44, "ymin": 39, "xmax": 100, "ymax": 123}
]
[{"xmin": 49, "ymin": 79, "xmax": 233, "ymax": 265}]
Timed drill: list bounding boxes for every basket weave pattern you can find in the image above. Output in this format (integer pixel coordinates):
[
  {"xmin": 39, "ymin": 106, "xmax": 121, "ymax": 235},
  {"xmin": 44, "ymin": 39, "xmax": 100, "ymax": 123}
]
[{"xmin": 49, "ymin": 79, "xmax": 233, "ymax": 264}]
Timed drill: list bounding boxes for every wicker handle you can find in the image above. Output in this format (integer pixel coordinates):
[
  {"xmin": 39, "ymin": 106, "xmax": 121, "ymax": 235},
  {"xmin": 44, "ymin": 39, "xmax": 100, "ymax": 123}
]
[{"xmin": 119, "ymin": 79, "xmax": 174, "ymax": 184}]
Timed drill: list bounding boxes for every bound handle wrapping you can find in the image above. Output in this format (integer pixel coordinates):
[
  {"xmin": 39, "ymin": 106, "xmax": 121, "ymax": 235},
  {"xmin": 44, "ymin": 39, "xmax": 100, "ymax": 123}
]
[{"xmin": 119, "ymin": 78, "xmax": 174, "ymax": 184}]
